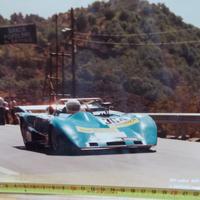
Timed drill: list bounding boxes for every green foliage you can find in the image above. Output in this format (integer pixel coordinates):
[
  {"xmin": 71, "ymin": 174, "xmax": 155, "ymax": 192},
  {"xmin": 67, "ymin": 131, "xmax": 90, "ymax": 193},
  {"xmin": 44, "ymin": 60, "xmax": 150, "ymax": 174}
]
[
  {"xmin": 104, "ymin": 8, "xmax": 115, "ymax": 20},
  {"xmin": 91, "ymin": 1, "xmax": 101, "ymax": 12},
  {"xmin": 24, "ymin": 14, "xmax": 45, "ymax": 23},
  {"xmin": 0, "ymin": 65, "xmax": 6, "ymax": 78},
  {"xmin": 88, "ymin": 14, "xmax": 96, "ymax": 26},
  {"xmin": 0, "ymin": 0, "xmax": 200, "ymax": 111},
  {"xmin": 0, "ymin": 15, "xmax": 5, "ymax": 25},
  {"xmin": 123, "ymin": 77, "xmax": 160, "ymax": 101},
  {"xmin": 119, "ymin": 10, "xmax": 129, "ymax": 21},
  {"xmin": 10, "ymin": 13, "xmax": 24, "ymax": 24}
]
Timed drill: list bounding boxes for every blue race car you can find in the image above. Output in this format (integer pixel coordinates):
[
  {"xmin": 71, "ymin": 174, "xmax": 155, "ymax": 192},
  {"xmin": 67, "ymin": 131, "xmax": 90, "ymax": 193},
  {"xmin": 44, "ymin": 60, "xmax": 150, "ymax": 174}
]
[{"xmin": 18, "ymin": 98, "xmax": 157, "ymax": 154}]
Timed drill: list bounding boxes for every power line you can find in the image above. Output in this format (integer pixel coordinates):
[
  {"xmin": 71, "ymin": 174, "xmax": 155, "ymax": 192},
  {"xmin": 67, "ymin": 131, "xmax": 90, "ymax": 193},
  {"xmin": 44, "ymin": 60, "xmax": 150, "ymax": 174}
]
[
  {"xmin": 75, "ymin": 27, "xmax": 197, "ymax": 38},
  {"xmin": 75, "ymin": 38, "xmax": 200, "ymax": 46}
]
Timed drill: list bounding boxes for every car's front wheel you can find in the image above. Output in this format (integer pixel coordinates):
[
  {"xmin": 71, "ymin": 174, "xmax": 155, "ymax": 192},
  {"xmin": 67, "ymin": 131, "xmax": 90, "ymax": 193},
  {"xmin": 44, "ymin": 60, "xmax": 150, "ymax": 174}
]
[
  {"xmin": 20, "ymin": 121, "xmax": 35, "ymax": 150},
  {"xmin": 50, "ymin": 129, "xmax": 66, "ymax": 154},
  {"xmin": 50, "ymin": 128, "xmax": 80, "ymax": 155}
]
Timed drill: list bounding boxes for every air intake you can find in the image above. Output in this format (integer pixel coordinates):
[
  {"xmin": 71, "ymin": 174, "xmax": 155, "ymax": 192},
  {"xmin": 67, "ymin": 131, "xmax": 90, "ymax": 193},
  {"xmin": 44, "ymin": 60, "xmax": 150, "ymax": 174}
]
[
  {"xmin": 107, "ymin": 141, "xmax": 125, "ymax": 146},
  {"xmin": 134, "ymin": 141, "xmax": 142, "ymax": 145},
  {"xmin": 89, "ymin": 142, "xmax": 98, "ymax": 147}
]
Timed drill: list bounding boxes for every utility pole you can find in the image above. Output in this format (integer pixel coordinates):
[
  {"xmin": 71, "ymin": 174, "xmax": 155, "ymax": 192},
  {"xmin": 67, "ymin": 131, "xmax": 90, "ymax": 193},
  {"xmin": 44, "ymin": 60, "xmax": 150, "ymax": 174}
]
[
  {"xmin": 49, "ymin": 55, "xmax": 54, "ymax": 102},
  {"xmin": 55, "ymin": 14, "xmax": 59, "ymax": 98},
  {"xmin": 61, "ymin": 51, "xmax": 65, "ymax": 97},
  {"xmin": 71, "ymin": 8, "xmax": 76, "ymax": 98},
  {"xmin": 43, "ymin": 11, "xmax": 76, "ymax": 101}
]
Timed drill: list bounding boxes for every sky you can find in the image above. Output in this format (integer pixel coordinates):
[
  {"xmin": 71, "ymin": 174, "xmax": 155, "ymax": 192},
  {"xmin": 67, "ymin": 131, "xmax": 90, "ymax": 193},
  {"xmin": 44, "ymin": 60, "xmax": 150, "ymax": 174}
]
[
  {"xmin": 149, "ymin": 0, "xmax": 200, "ymax": 27},
  {"xmin": 0, "ymin": 0, "xmax": 99, "ymax": 18},
  {"xmin": 0, "ymin": 0, "xmax": 200, "ymax": 27}
]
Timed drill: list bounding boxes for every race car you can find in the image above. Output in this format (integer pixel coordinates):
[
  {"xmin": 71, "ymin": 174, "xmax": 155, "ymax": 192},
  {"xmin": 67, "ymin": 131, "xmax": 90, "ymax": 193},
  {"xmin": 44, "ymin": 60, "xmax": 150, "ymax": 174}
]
[{"xmin": 18, "ymin": 98, "xmax": 157, "ymax": 154}]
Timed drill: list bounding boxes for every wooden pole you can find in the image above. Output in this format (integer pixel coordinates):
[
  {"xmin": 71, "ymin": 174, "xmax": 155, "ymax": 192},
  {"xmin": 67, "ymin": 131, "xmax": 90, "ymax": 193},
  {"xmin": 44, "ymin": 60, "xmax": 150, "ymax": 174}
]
[{"xmin": 71, "ymin": 8, "xmax": 76, "ymax": 98}]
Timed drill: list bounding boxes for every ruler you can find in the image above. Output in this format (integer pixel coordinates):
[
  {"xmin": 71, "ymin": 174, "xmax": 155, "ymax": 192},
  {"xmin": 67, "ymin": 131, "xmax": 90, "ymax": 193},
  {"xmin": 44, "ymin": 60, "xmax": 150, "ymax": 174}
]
[{"xmin": 0, "ymin": 183, "xmax": 199, "ymax": 199}]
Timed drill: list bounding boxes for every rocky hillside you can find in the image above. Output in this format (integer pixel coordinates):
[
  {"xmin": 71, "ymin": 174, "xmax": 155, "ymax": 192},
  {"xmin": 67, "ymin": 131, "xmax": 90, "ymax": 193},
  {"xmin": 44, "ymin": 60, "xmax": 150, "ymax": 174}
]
[{"xmin": 0, "ymin": 0, "xmax": 200, "ymax": 112}]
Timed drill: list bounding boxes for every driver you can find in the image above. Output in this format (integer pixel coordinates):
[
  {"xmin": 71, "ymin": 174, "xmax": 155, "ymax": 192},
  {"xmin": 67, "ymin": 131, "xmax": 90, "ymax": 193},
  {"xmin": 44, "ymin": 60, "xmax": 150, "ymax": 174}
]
[{"xmin": 65, "ymin": 99, "xmax": 81, "ymax": 114}]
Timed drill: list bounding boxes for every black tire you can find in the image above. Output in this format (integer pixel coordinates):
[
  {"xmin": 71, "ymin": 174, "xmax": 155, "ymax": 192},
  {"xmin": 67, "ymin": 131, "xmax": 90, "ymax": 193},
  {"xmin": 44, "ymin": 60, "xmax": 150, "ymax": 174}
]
[
  {"xmin": 139, "ymin": 146, "xmax": 152, "ymax": 152},
  {"xmin": 129, "ymin": 146, "xmax": 151, "ymax": 153},
  {"xmin": 50, "ymin": 129, "xmax": 65, "ymax": 154},
  {"xmin": 20, "ymin": 121, "xmax": 35, "ymax": 150},
  {"xmin": 50, "ymin": 128, "xmax": 80, "ymax": 155}
]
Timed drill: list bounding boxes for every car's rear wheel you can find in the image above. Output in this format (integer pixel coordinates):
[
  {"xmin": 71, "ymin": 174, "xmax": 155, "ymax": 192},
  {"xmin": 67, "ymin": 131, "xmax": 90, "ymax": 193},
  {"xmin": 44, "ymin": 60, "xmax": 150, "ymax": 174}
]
[{"xmin": 20, "ymin": 121, "xmax": 35, "ymax": 150}]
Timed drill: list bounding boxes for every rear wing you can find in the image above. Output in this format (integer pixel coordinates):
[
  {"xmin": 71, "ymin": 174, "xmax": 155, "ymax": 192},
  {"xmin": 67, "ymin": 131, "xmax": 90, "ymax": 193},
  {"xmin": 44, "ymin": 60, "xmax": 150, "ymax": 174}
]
[{"xmin": 58, "ymin": 97, "xmax": 102, "ymax": 105}]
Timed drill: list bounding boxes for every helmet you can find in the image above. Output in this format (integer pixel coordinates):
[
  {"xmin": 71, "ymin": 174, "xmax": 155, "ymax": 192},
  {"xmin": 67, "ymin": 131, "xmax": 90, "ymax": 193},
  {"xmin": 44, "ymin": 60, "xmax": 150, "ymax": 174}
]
[{"xmin": 66, "ymin": 99, "xmax": 81, "ymax": 114}]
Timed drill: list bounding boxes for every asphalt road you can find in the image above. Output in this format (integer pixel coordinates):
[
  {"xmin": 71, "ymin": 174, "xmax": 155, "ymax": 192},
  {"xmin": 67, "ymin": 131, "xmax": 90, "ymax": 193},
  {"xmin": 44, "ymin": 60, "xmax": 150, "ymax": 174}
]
[{"xmin": 0, "ymin": 125, "xmax": 200, "ymax": 190}]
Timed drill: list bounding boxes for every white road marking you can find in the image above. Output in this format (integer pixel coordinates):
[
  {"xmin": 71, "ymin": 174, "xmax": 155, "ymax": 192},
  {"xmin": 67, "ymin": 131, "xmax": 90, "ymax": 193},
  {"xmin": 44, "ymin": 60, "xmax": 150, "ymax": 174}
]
[{"xmin": 0, "ymin": 166, "xmax": 19, "ymax": 176}]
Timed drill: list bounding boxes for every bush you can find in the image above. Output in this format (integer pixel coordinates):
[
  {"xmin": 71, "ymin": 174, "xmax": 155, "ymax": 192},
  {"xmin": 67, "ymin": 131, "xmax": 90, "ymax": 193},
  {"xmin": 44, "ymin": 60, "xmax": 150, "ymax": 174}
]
[
  {"xmin": 119, "ymin": 10, "xmax": 129, "ymax": 21},
  {"xmin": 104, "ymin": 8, "xmax": 115, "ymax": 20}
]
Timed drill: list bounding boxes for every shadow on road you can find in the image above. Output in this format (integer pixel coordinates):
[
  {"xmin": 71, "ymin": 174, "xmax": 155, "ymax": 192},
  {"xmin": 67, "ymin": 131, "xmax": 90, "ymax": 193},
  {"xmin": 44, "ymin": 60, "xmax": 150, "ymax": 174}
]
[{"xmin": 13, "ymin": 145, "xmax": 156, "ymax": 156}]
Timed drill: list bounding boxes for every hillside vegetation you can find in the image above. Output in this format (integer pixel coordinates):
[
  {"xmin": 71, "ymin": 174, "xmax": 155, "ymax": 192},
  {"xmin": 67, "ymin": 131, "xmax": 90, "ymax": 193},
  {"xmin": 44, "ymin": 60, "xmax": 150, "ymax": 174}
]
[{"xmin": 0, "ymin": 0, "xmax": 200, "ymax": 113}]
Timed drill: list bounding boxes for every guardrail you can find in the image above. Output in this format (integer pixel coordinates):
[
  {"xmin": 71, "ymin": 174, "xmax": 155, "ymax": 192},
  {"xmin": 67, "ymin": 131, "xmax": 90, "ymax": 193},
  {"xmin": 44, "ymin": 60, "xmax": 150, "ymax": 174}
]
[
  {"xmin": 148, "ymin": 113, "xmax": 200, "ymax": 124},
  {"xmin": 138, "ymin": 113, "xmax": 200, "ymax": 139}
]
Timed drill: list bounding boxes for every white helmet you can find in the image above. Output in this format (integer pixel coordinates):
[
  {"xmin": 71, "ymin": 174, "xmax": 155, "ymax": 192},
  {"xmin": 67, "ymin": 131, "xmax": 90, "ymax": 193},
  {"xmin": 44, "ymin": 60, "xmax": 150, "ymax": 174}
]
[{"xmin": 66, "ymin": 99, "xmax": 81, "ymax": 114}]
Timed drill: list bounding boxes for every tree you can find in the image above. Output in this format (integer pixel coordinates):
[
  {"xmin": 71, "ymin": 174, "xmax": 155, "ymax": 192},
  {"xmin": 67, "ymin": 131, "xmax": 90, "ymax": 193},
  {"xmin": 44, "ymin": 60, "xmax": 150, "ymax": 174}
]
[
  {"xmin": 104, "ymin": 8, "xmax": 115, "ymax": 20},
  {"xmin": 10, "ymin": 13, "xmax": 24, "ymax": 24},
  {"xmin": 119, "ymin": 10, "xmax": 129, "ymax": 21},
  {"xmin": 0, "ymin": 15, "xmax": 5, "ymax": 24},
  {"xmin": 76, "ymin": 13, "xmax": 88, "ymax": 32}
]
